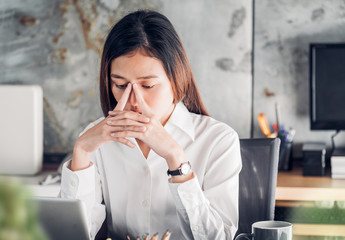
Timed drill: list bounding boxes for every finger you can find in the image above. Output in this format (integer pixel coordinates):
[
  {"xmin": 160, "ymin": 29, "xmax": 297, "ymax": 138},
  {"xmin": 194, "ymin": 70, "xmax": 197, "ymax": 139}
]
[
  {"xmin": 151, "ymin": 233, "xmax": 159, "ymax": 240},
  {"xmin": 108, "ymin": 125, "xmax": 147, "ymax": 132},
  {"xmin": 112, "ymin": 137, "xmax": 136, "ymax": 148},
  {"xmin": 132, "ymin": 83, "xmax": 154, "ymax": 117},
  {"xmin": 110, "ymin": 130, "xmax": 142, "ymax": 139},
  {"xmin": 126, "ymin": 236, "xmax": 130, "ymax": 240},
  {"xmin": 162, "ymin": 231, "xmax": 171, "ymax": 240},
  {"xmin": 114, "ymin": 83, "xmax": 132, "ymax": 111},
  {"xmin": 107, "ymin": 119, "xmax": 148, "ymax": 128},
  {"xmin": 107, "ymin": 112, "xmax": 150, "ymax": 123},
  {"xmin": 144, "ymin": 234, "xmax": 149, "ymax": 240}
]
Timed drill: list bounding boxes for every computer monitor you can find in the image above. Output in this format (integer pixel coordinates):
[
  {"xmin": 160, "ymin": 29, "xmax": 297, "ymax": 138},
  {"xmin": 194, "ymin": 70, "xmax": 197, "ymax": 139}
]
[
  {"xmin": 310, "ymin": 43, "xmax": 345, "ymax": 130},
  {"xmin": 0, "ymin": 85, "xmax": 43, "ymax": 175}
]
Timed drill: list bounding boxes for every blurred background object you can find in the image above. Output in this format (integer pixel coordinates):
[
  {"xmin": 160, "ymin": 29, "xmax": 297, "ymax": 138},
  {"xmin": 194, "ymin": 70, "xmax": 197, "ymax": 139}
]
[
  {"xmin": 0, "ymin": 85, "xmax": 43, "ymax": 175},
  {"xmin": 0, "ymin": 177, "xmax": 48, "ymax": 240}
]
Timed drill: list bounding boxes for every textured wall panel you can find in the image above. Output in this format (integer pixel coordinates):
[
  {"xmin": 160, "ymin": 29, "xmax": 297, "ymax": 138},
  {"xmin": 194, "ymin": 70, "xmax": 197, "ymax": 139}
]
[{"xmin": 0, "ymin": 0, "xmax": 252, "ymax": 153}]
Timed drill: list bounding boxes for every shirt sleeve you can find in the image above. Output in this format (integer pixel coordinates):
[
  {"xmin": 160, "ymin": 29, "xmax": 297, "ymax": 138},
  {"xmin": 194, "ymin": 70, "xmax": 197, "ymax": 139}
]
[
  {"xmin": 168, "ymin": 131, "xmax": 242, "ymax": 240},
  {"xmin": 59, "ymin": 153, "xmax": 106, "ymax": 240}
]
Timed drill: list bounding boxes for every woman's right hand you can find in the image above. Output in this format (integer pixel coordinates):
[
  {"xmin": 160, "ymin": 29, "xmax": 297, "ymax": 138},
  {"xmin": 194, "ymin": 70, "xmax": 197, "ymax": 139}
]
[{"xmin": 70, "ymin": 83, "xmax": 148, "ymax": 171}]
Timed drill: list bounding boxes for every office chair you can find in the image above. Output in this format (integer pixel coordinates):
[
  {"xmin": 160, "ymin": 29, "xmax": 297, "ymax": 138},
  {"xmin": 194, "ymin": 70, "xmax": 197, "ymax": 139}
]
[{"xmin": 236, "ymin": 138, "xmax": 281, "ymax": 236}]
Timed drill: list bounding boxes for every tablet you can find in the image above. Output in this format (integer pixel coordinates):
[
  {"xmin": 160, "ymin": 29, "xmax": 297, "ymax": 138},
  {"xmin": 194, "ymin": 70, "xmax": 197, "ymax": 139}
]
[{"xmin": 34, "ymin": 197, "xmax": 90, "ymax": 240}]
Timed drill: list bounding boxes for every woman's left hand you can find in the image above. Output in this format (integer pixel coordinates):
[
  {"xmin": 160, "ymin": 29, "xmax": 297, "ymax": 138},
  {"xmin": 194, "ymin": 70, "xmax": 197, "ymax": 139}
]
[{"xmin": 108, "ymin": 83, "xmax": 185, "ymax": 170}]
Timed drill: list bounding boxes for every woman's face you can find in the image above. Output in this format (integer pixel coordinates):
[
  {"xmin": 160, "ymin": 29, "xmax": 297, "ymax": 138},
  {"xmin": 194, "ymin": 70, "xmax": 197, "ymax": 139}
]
[{"xmin": 110, "ymin": 50, "xmax": 175, "ymax": 125}]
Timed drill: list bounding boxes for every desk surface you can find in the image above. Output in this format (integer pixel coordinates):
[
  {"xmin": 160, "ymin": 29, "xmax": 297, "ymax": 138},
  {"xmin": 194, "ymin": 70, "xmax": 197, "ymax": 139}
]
[
  {"xmin": 276, "ymin": 165, "xmax": 345, "ymax": 201},
  {"xmin": 0, "ymin": 163, "xmax": 61, "ymax": 197}
]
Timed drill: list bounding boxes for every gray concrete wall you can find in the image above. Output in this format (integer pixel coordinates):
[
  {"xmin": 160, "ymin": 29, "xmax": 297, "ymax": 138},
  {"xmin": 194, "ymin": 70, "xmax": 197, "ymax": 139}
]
[
  {"xmin": 254, "ymin": 0, "xmax": 345, "ymax": 152},
  {"xmin": 153, "ymin": 0, "xmax": 253, "ymax": 139},
  {"xmin": 0, "ymin": 0, "xmax": 252, "ymax": 154}
]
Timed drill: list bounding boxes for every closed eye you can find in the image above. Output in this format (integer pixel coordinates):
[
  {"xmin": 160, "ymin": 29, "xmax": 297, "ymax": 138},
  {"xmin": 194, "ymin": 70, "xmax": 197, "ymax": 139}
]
[
  {"xmin": 142, "ymin": 85, "xmax": 155, "ymax": 89},
  {"xmin": 115, "ymin": 84, "xmax": 128, "ymax": 89}
]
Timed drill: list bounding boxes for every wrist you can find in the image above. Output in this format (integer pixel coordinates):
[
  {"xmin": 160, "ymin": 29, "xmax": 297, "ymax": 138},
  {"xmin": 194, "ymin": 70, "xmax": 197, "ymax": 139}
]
[
  {"xmin": 165, "ymin": 147, "xmax": 193, "ymax": 183},
  {"xmin": 165, "ymin": 146, "xmax": 186, "ymax": 170},
  {"xmin": 71, "ymin": 142, "xmax": 92, "ymax": 171}
]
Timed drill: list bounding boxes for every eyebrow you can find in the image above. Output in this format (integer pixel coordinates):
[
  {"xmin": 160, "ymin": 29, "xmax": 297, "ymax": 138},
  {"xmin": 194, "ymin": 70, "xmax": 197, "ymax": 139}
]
[{"xmin": 110, "ymin": 73, "xmax": 159, "ymax": 80}]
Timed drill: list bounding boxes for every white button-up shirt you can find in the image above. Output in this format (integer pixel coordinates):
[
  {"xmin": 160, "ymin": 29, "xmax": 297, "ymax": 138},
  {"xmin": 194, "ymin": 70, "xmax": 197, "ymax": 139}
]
[{"xmin": 60, "ymin": 102, "xmax": 242, "ymax": 240}]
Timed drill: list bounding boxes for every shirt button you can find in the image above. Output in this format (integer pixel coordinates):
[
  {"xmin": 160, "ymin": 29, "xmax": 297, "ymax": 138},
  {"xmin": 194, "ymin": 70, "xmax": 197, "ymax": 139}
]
[
  {"xmin": 71, "ymin": 180, "xmax": 76, "ymax": 187},
  {"xmin": 192, "ymin": 225, "xmax": 199, "ymax": 231},
  {"xmin": 182, "ymin": 193, "xmax": 192, "ymax": 199},
  {"xmin": 142, "ymin": 200, "xmax": 149, "ymax": 208}
]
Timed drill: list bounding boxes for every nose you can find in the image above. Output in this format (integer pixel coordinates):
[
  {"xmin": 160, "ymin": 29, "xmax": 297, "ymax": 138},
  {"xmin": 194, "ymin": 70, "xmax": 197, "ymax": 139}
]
[{"xmin": 128, "ymin": 89, "xmax": 138, "ymax": 107}]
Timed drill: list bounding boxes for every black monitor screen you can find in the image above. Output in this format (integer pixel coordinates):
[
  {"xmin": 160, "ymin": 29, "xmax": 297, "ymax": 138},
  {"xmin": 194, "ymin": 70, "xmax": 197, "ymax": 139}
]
[{"xmin": 310, "ymin": 43, "xmax": 345, "ymax": 130}]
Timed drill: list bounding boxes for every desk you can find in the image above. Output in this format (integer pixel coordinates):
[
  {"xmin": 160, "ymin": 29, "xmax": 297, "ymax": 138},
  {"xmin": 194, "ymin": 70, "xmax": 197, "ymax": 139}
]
[
  {"xmin": 17, "ymin": 171, "xmax": 60, "ymax": 197},
  {"xmin": 1, "ymin": 163, "xmax": 60, "ymax": 197},
  {"xmin": 276, "ymin": 166, "xmax": 345, "ymax": 201},
  {"xmin": 276, "ymin": 165, "xmax": 345, "ymax": 237}
]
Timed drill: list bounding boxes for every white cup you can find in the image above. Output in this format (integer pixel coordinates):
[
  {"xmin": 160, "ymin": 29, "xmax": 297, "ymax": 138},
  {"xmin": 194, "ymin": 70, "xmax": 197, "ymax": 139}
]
[{"xmin": 235, "ymin": 221, "xmax": 293, "ymax": 240}]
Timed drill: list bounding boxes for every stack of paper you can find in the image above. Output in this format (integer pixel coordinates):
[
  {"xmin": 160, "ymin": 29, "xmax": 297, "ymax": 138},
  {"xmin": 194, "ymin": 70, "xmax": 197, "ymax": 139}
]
[{"xmin": 331, "ymin": 149, "xmax": 345, "ymax": 178}]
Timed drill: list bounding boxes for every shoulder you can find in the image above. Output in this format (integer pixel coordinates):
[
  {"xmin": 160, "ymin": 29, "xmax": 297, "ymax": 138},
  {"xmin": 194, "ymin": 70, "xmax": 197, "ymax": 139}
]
[{"xmin": 189, "ymin": 112, "xmax": 238, "ymax": 141}]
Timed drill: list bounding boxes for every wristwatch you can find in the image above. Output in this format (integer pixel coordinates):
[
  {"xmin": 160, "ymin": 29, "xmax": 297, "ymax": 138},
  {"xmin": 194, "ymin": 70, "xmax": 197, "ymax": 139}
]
[{"xmin": 167, "ymin": 162, "xmax": 191, "ymax": 176}]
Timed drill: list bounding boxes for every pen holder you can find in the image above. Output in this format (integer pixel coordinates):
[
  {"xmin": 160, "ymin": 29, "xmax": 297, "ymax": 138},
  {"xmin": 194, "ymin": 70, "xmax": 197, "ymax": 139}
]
[{"xmin": 278, "ymin": 141, "xmax": 293, "ymax": 171}]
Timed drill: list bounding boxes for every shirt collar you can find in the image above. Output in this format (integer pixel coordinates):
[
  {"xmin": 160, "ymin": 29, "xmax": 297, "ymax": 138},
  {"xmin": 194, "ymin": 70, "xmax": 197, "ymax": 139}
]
[{"xmin": 165, "ymin": 102, "xmax": 195, "ymax": 141}]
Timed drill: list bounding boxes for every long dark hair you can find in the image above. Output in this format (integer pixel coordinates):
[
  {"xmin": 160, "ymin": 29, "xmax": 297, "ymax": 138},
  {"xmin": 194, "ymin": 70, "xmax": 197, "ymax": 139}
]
[{"xmin": 99, "ymin": 10, "xmax": 209, "ymax": 116}]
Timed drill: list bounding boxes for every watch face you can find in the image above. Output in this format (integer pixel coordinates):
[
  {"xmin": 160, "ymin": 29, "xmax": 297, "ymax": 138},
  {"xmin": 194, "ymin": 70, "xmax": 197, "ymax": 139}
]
[{"xmin": 181, "ymin": 162, "xmax": 191, "ymax": 175}]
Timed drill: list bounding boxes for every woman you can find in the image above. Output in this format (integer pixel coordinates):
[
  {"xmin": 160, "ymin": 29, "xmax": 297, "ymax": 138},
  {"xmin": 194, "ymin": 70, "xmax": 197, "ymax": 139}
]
[{"xmin": 60, "ymin": 10, "xmax": 242, "ymax": 240}]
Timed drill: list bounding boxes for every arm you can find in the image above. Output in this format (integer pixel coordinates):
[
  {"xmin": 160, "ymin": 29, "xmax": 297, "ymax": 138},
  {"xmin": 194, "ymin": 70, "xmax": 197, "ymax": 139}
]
[
  {"xmin": 60, "ymin": 83, "xmax": 147, "ymax": 239},
  {"xmin": 59, "ymin": 151, "xmax": 106, "ymax": 240},
  {"xmin": 169, "ymin": 131, "xmax": 242, "ymax": 240}
]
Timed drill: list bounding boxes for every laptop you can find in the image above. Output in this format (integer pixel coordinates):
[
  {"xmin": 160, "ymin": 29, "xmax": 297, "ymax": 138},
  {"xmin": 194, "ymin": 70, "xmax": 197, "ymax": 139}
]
[{"xmin": 34, "ymin": 197, "xmax": 91, "ymax": 240}]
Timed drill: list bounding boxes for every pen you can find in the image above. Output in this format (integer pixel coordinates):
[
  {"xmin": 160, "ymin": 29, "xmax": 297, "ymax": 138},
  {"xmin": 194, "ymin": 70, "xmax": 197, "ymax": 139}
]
[
  {"xmin": 257, "ymin": 113, "xmax": 277, "ymax": 138},
  {"xmin": 258, "ymin": 113, "xmax": 272, "ymax": 137},
  {"xmin": 286, "ymin": 128, "xmax": 295, "ymax": 142},
  {"xmin": 275, "ymin": 102, "xmax": 281, "ymax": 131}
]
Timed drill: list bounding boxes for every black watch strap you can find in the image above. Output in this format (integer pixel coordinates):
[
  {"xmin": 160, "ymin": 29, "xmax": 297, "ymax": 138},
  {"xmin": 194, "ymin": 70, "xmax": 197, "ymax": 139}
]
[
  {"xmin": 167, "ymin": 168, "xmax": 182, "ymax": 176},
  {"xmin": 167, "ymin": 162, "xmax": 191, "ymax": 176}
]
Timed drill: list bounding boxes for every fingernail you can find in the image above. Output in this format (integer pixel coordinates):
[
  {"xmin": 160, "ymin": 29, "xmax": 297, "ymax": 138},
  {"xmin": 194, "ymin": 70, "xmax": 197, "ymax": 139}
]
[
  {"xmin": 108, "ymin": 111, "xmax": 115, "ymax": 115},
  {"xmin": 111, "ymin": 133, "xmax": 116, "ymax": 137},
  {"xmin": 133, "ymin": 83, "xmax": 137, "ymax": 88},
  {"xmin": 153, "ymin": 232, "xmax": 159, "ymax": 236},
  {"xmin": 143, "ymin": 117, "xmax": 150, "ymax": 122},
  {"xmin": 140, "ymin": 126, "xmax": 146, "ymax": 131},
  {"xmin": 107, "ymin": 120, "xmax": 112, "ymax": 125}
]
